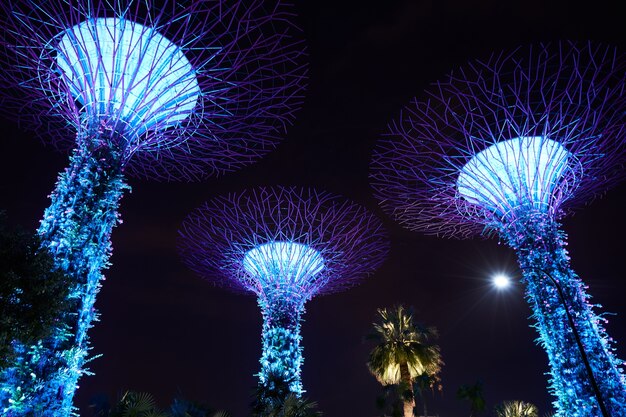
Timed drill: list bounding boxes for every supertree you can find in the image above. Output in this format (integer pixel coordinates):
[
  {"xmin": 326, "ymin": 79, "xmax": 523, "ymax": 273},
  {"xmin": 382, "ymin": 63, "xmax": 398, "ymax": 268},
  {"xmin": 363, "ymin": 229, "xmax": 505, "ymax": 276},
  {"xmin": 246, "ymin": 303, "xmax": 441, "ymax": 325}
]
[
  {"xmin": 0, "ymin": 1, "xmax": 306, "ymax": 415},
  {"xmin": 370, "ymin": 41, "xmax": 626, "ymax": 417},
  {"xmin": 178, "ymin": 186, "xmax": 389, "ymax": 397}
]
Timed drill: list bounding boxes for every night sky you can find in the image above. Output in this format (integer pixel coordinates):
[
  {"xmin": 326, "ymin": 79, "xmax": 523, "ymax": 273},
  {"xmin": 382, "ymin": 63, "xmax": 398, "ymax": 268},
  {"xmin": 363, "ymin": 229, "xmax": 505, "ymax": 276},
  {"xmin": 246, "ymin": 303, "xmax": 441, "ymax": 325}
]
[{"xmin": 2, "ymin": 1, "xmax": 626, "ymax": 416}]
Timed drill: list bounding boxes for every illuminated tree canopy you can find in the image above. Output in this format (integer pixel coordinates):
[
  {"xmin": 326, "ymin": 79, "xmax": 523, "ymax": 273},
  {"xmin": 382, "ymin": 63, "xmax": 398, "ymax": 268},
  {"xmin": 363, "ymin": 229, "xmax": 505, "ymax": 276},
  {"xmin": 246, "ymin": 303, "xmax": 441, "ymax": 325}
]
[
  {"xmin": 371, "ymin": 41, "xmax": 626, "ymax": 417},
  {"xmin": 179, "ymin": 186, "xmax": 389, "ymax": 396},
  {"xmin": 372, "ymin": 41, "xmax": 626, "ymax": 238}
]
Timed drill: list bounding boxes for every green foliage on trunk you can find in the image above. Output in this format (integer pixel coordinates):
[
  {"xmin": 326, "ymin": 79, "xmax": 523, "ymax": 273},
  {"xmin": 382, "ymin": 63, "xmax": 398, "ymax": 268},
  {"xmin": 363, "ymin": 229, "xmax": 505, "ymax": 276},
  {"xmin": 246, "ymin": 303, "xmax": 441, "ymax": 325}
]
[{"xmin": 251, "ymin": 373, "xmax": 322, "ymax": 417}]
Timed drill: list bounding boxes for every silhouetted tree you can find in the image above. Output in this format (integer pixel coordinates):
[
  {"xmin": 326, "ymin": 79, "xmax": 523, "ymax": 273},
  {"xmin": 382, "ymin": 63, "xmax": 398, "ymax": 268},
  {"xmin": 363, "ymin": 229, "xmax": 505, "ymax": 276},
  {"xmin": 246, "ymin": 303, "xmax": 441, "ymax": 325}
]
[
  {"xmin": 457, "ymin": 381, "xmax": 486, "ymax": 417},
  {"xmin": 495, "ymin": 400, "xmax": 539, "ymax": 417},
  {"xmin": 0, "ymin": 214, "xmax": 71, "ymax": 369}
]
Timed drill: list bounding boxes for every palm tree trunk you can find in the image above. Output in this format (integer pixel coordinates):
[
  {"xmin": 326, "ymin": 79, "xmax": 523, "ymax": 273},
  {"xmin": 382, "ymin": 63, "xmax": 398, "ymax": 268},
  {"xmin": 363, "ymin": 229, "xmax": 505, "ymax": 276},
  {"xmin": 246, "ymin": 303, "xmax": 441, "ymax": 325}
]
[{"xmin": 399, "ymin": 361, "xmax": 414, "ymax": 417}]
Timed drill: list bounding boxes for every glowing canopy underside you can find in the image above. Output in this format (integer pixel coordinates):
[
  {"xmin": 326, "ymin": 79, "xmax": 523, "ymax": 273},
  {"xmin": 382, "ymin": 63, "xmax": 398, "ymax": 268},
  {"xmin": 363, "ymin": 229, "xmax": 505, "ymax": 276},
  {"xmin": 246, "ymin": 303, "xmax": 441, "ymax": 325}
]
[
  {"xmin": 243, "ymin": 241, "xmax": 325, "ymax": 289},
  {"xmin": 457, "ymin": 136, "xmax": 571, "ymax": 215},
  {"xmin": 56, "ymin": 17, "xmax": 200, "ymax": 139}
]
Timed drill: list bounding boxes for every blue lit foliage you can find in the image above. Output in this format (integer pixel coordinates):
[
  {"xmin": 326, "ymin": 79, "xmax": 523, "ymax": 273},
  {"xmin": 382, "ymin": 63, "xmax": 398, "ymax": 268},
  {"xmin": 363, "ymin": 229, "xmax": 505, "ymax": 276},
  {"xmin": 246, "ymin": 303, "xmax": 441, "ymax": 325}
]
[
  {"xmin": 244, "ymin": 241, "xmax": 325, "ymax": 395},
  {"xmin": 1, "ymin": 137, "xmax": 127, "ymax": 416},
  {"xmin": 499, "ymin": 212, "xmax": 626, "ymax": 416}
]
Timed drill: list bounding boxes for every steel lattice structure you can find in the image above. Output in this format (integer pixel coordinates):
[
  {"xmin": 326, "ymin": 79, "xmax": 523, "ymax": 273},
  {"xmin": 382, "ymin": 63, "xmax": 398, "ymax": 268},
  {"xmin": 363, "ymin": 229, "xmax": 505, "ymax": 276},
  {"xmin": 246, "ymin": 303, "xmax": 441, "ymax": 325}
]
[
  {"xmin": 179, "ymin": 186, "xmax": 389, "ymax": 396},
  {"xmin": 1, "ymin": 0, "xmax": 307, "ymax": 180},
  {"xmin": 0, "ymin": 1, "xmax": 306, "ymax": 415},
  {"xmin": 371, "ymin": 41, "xmax": 626, "ymax": 417}
]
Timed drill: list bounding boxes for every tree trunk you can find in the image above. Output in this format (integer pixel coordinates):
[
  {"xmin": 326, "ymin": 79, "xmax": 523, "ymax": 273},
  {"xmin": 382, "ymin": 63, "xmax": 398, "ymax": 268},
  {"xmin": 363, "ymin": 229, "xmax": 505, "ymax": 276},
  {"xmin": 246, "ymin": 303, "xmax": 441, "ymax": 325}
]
[
  {"xmin": 399, "ymin": 361, "xmax": 415, "ymax": 417},
  {"xmin": 0, "ymin": 137, "xmax": 127, "ymax": 417},
  {"xmin": 259, "ymin": 292, "xmax": 307, "ymax": 397},
  {"xmin": 501, "ymin": 211, "xmax": 626, "ymax": 417}
]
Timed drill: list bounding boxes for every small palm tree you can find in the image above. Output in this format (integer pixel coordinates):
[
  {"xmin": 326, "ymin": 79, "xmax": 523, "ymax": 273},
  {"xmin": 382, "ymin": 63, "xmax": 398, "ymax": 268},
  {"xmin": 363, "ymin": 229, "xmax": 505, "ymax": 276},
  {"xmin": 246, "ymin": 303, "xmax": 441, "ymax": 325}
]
[
  {"xmin": 89, "ymin": 391, "xmax": 229, "ymax": 417},
  {"xmin": 494, "ymin": 401, "xmax": 539, "ymax": 417},
  {"xmin": 109, "ymin": 391, "xmax": 169, "ymax": 417},
  {"xmin": 169, "ymin": 396, "xmax": 229, "ymax": 417},
  {"xmin": 210, "ymin": 412, "xmax": 232, "ymax": 417},
  {"xmin": 251, "ymin": 373, "xmax": 322, "ymax": 417},
  {"xmin": 456, "ymin": 381, "xmax": 486, "ymax": 417},
  {"xmin": 279, "ymin": 394, "xmax": 323, "ymax": 417},
  {"xmin": 367, "ymin": 305, "xmax": 443, "ymax": 417}
]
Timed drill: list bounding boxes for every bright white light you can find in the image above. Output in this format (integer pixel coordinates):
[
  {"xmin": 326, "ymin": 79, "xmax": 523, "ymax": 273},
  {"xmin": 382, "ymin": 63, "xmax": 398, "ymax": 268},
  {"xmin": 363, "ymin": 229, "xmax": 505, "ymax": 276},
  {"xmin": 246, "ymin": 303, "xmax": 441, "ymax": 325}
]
[
  {"xmin": 243, "ymin": 241, "xmax": 325, "ymax": 285},
  {"xmin": 56, "ymin": 17, "xmax": 200, "ymax": 137},
  {"xmin": 492, "ymin": 274, "xmax": 511, "ymax": 289},
  {"xmin": 457, "ymin": 136, "xmax": 571, "ymax": 214}
]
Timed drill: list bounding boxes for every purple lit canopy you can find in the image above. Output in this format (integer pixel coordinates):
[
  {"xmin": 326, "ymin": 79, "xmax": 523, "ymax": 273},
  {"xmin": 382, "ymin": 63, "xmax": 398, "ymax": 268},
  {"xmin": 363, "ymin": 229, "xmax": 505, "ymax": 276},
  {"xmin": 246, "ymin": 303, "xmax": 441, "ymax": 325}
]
[
  {"xmin": 178, "ymin": 186, "xmax": 389, "ymax": 395},
  {"xmin": 179, "ymin": 186, "xmax": 389, "ymax": 300},
  {"xmin": 0, "ymin": 0, "xmax": 307, "ymax": 180}
]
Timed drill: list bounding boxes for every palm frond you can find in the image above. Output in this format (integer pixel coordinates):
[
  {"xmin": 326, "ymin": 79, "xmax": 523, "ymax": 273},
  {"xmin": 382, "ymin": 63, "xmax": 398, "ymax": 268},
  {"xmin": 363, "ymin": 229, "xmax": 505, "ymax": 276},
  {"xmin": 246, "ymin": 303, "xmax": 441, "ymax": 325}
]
[
  {"xmin": 495, "ymin": 400, "xmax": 539, "ymax": 417},
  {"xmin": 367, "ymin": 305, "xmax": 443, "ymax": 385}
]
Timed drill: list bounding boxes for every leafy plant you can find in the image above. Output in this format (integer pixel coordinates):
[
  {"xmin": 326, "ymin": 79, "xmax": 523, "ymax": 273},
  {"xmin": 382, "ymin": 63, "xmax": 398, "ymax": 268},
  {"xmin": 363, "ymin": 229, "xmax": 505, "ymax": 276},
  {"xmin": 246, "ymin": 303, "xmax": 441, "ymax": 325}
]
[
  {"xmin": 367, "ymin": 305, "xmax": 443, "ymax": 417},
  {"xmin": 109, "ymin": 391, "xmax": 168, "ymax": 417},
  {"xmin": 494, "ymin": 400, "xmax": 539, "ymax": 417},
  {"xmin": 0, "ymin": 214, "xmax": 72, "ymax": 369},
  {"xmin": 251, "ymin": 373, "xmax": 322, "ymax": 417},
  {"xmin": 457, "ymin": 380, "xmax": 486, "ymax": 417}
]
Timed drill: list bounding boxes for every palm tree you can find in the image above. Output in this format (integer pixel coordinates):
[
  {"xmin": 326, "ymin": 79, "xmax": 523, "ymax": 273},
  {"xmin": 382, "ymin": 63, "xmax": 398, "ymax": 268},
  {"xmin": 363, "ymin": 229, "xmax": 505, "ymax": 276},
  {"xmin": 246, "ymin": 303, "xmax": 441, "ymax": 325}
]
[
  {"xmin": 109, "ymin": 391, "xmax": 169, "ymax": 417},
  {"xmin": 367, "ymin": 305, "xmax": 443, "ymax": 417},
  {"xmin": 276, "ymin": 394, "xmax": 323, "ymax": 417},
  {"xmin": 494, "ymin": 401, "xmax": 539, "ymax": 417},
  {"xmin": 0, "ymin": 215, "xmax": 71, "ymax": 369},
  {"xmin": 456, "ymin": 381, "xmax": 486, "ymax": 417},
  {"xmin": 251, "ymin": 372, "xmax": 322, "ymax": 417}
]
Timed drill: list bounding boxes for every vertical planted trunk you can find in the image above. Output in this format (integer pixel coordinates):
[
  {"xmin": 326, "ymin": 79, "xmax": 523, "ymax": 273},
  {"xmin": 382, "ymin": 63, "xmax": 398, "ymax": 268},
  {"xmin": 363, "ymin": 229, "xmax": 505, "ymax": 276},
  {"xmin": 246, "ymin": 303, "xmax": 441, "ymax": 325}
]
[
  {"xmin": 0, "ymin": 130, "xmax": 127, "ymax": 417},
  {"xmin": 258, "ymin": 293, "xmax": 306, "ymax": 397},
  {"xmin": 502, "ymin": 211, "xmax": 626, "ymax": 417}
]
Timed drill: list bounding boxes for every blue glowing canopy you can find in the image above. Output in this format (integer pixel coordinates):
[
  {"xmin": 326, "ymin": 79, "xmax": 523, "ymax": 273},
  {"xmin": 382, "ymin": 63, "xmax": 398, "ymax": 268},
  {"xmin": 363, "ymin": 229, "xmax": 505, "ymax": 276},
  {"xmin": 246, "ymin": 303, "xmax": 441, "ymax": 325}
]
[
  {"xmin": 457, "ymin": 136, "xmax": 572, "ymax": 215},
  {"xmin": 56, "ymin": 17, "xmax": 200, "ymax": 138},
  {"xmin": 243, "ymin": 241, "xmax": 325, "ymax": 288}
]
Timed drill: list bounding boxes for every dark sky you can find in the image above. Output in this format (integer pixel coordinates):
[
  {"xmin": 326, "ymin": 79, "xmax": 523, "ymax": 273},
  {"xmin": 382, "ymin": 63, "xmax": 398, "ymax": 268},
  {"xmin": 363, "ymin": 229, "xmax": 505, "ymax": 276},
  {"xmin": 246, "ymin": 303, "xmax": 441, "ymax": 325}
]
[{"xmin": 2, "ymin": 1, "xmax": 626, "ymax": 416}]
